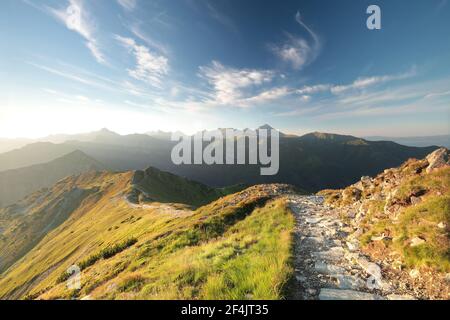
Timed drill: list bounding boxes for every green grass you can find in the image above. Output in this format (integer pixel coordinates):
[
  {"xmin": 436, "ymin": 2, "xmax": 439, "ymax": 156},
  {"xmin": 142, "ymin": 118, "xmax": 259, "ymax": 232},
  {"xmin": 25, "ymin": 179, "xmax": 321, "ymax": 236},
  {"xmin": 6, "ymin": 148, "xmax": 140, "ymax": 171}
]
[
  {"xmin": 0, "ymin": 173, "xmax": 295, "ymax": 300},
  {"xmin": 359, "ymin": 194, "xmax": 449, "ymax": 271},
  {"xmin": 393, "ymin": 196, "xmax": 450, "ymax": 271},
  {"xmin": 56, "ymin": 238, "xmax": 138, "ymax": 283},
  {"xmin": 130, "ymin": 199, "xmax": 294, "ymax": 300}
]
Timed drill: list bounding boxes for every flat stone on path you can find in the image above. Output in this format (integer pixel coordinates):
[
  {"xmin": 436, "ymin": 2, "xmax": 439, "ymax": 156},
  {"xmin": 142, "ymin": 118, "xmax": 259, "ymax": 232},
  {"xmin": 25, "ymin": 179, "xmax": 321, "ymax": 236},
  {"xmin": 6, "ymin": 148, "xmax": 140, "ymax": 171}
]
[
  {"xmin": 305, "ymin": 217, "xmax": 323, "ymax": 224},
  {"xmin": 332, "ymin": 275, "xmax": 365, "ymax": 290},
  {"xmin": 314, "ymin": 262, "xmax": 345, "ymax": 275},
  {"xmin": 313, "ymin": 247, "xmax": 345, "ymax": 261},
  {"xmin": 319, "ymin": 288, "xmax": 382, "ymax": 300}
]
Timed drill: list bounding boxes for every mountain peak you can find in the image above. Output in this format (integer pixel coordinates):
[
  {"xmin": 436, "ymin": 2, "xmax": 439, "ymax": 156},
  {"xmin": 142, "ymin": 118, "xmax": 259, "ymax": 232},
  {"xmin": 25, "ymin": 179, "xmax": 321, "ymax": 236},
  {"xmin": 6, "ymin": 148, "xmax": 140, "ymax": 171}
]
[
  {"xmin": 258, "ymin": 124, "xmax": 274, "ymax": 130},
  {"xmin": 97, "ymin": 128, "xmax": 118, "ymax": 135}
]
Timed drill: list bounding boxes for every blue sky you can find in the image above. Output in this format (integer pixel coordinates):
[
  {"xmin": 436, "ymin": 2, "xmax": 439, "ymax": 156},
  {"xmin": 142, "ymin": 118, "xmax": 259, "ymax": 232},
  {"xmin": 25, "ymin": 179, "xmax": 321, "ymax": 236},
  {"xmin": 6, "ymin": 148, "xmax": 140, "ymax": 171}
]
[{"xmin": 1, "ymin": 0, "xmax": 450, "ymax": 138}]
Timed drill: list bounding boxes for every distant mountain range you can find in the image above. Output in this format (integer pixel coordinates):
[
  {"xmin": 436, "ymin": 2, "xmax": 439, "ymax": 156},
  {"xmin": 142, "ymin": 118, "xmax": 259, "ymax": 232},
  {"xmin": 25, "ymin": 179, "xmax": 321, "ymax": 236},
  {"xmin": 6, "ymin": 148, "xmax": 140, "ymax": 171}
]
[
  {"xmin": 0, "ymin": 127, "xmax": 438, "ymax": 197},
  {"xmin": 0, "ymin": 151, "xmax": 105, "ymax": 208},
  {"xmin": 365, "ymin": 135, "xmax": 449, "ymax": 148}
]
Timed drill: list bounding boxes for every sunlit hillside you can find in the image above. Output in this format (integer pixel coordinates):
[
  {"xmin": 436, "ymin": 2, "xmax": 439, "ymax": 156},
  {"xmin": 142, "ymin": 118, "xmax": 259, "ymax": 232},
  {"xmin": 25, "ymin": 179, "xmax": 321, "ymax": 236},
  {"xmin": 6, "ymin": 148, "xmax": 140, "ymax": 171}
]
[{"xmin": 0, "ymin": 169, "xmax": 294, "ymax": 300}]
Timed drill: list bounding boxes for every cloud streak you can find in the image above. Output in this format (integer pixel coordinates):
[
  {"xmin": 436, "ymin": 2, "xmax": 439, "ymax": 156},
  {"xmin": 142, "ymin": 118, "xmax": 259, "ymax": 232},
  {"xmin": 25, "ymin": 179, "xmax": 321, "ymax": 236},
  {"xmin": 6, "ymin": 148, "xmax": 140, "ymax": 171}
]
[
  {"xmin": 117, "ymin": 0, "xmax": 137, "ymax": 11},
  {"xmin": 47, "ymin": 0, "xmax": 106, "ymax": 64}
]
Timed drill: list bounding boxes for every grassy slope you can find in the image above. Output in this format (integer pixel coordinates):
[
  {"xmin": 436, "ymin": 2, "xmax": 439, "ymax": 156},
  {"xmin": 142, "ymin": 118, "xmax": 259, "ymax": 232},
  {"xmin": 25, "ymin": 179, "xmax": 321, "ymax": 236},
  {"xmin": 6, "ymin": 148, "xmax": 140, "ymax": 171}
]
[
  {"xmin": 129, "ymin": 167, "xmax": 245, "ymax": 208},
  {"xmin": 0, "ymin": 171, "xmax": 294, "ymax": 300}
]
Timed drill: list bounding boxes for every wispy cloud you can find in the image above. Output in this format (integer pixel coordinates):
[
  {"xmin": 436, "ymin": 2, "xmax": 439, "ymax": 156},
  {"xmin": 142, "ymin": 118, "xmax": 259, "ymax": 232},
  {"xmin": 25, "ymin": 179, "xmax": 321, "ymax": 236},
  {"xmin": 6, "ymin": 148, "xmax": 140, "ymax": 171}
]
[
  {"xmin": 330, "ymin": 68, "xmax": 416, "ymax": 94},
  {"xmin": 271, "ymin": 11, "xmax": 321, "ymax": 70},
  {"xmin": 424, "ymin": 90, "xmax": 450, "ymax": 99},
  {"xmin": 205, "ymin": 2, "xmax": 238, "ymax": 33},
  {"xmin": 295, "ymin": 68, "xmax": 417, "ymax": 98},
  {"xmin": 115, "ymin": 35, "xmax": 169, "ymax": 88},
  {"xmin": 28, "ymin": 62, "xmax": 113, "ymax": 90},
  {"xmin": 198, "ymin": 61, "xmax": 275, "ymax": 106},
  {"xmin": 240, "ymin": 87, "xmax": 292, "ymax": 106},
  {"xmin": 275, "ymin": 76, "xmax": 450, "ymax": 121},
  {"xmin": 117, "ymin": 0, "xmax": 137, "ymax": 11},
  {"xmin": 46, "ymin": 0, "xmax": 107, "ymax": 64},
  {"xmin": 129, "ymin": 24, "xmax": 170, "ymax": 55}
]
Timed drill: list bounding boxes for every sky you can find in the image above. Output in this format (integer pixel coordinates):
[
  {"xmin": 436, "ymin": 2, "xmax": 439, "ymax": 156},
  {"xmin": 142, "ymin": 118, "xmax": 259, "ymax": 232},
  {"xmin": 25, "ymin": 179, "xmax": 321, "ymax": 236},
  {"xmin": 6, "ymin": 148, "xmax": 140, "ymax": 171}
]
[{"xmin": 1, "ymin": 0, "xmax": 450, "ymax": 138}]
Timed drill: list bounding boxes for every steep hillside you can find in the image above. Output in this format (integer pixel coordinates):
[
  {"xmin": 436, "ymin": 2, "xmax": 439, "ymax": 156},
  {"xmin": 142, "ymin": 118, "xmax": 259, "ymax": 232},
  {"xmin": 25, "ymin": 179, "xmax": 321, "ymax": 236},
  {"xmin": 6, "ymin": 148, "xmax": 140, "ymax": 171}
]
[
  {"xmin": 318, "ymin": 148, "xmax": 450, "ymax": 299},
  {"xmin": 127, "ymin": 167, "xmax": 245, "ymax": 207},
  {"xmin": 0, "ymin": 170, "xmax": 295, "ymax": 299},
  {"xmin": 0, "ymin": 150, "xmax": 105, "ymax": 208}
]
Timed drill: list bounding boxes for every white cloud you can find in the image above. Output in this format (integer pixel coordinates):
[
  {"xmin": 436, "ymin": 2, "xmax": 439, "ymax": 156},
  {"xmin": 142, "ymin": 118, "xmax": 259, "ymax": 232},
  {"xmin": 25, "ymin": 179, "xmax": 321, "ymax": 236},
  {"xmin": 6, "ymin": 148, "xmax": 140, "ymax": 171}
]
[
  {"xmin": 271, "ymin": 11, "xmax": 321, "ymax": 70},
  {"xmin": 48, "ymin": 0, "xmax": 106, "ymax": 64},
  {"xmin": 199, "ymin": 61, "xmax": 275, "ymax": 105},
  {"xmin": 116, "ymin": 35, "xmax": 169, "ymax": 87},
  {"xmin": 117, "ymin": 0, "xmax": 137, "ymax": 11},
  {"xmin": 300, "ymin": 95, "xmax": 311, "ymax": 102}
]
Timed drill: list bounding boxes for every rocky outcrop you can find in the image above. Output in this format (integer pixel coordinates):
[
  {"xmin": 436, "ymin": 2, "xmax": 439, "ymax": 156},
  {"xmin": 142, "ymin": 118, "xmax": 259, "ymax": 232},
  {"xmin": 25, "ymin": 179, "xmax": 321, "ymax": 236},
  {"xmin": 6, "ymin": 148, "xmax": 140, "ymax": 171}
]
[
  {"xmin": 317, "ymin": 148, "xmax": 450, "ymax": 300},
  {"xmin": 426, "ymin": 148, "xmax": 450, "ymax": 173}
]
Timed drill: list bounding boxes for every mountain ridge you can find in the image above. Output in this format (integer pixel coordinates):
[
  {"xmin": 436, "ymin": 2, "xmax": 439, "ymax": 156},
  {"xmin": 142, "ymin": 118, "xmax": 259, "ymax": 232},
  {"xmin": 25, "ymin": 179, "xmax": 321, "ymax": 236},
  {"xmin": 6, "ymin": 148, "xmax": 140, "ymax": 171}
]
[{"xmin": 0, "ymin": 150, "xmax": 105, "ymax": 208}]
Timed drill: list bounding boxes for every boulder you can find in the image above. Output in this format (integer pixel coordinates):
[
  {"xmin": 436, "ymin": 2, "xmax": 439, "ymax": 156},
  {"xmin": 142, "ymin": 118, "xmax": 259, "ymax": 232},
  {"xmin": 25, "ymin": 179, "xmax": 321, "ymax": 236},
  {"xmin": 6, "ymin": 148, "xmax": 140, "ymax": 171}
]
[
  {"xmin": 410, "ymin": 237, "xmax": 426, "ymax": 247},
  {"xmin": 426, "ymin": 148, "xmax": 450, "ymax": 173},
  {"xmin": 437, "ymin": 222, "xmax": 446, "ymax": 229}
]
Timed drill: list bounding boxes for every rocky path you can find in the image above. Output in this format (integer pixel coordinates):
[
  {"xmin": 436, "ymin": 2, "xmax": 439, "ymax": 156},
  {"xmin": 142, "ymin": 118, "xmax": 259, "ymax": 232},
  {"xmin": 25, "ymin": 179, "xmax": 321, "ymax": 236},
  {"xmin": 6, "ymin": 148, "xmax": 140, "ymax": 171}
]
[{"xmin": 288, "ymin": 195, "xmax": 416, "ymax": 300}]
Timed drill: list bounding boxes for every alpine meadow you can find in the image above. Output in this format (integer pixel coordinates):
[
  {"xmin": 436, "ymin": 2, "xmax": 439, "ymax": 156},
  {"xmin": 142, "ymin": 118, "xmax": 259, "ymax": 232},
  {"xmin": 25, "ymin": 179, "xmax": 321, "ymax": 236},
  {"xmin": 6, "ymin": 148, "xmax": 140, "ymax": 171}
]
[{"xmin": 0, "ymin": 0, "xmax": 449, "ymax": 307}]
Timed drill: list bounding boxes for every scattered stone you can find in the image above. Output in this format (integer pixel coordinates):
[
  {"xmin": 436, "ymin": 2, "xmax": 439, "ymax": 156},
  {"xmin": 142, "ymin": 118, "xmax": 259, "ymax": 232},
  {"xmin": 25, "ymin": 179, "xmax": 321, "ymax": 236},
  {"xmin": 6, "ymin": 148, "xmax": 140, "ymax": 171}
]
[
  {"xmin": 410, "ymin": 196, "xmax": 421, "ymax": 205},
  {"xmin": 347, "ymin": 210, "xmax": 357, "ymax": 219},
  {"xmin": 305, "ymin": 217, "xmax": 323, "ymax": 224},
  {"xmin": 409, "ymin": 269, "xmax": 420, "ymax": 279},
  {"xmin": 410, "ymin": 237, "xmax": 426, "ymax": 247},
  {"xmin": 437, "ymin": 222, "xmax": 446, "ymax": 229},
  {"xmin": 332, "ymin": 275, "xmax": 365, "ymax": 290},
  {"xmin": 346, "ymin": 241, "xmax": 359, "ymax": 252},
  {"xmin": 307, "ymin": 288, "xmax": 317, "ymax": 295},
  {"xmin": 295, "ymin": 275, "xmax": 306, "ymax": 282},
  {"xmin": 371, "ymin": 233, "xmax": 387, "ymax": 242},
  {"xmin": 319, "ymin": 288, "xmax": 382, "ymax": 300}
]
